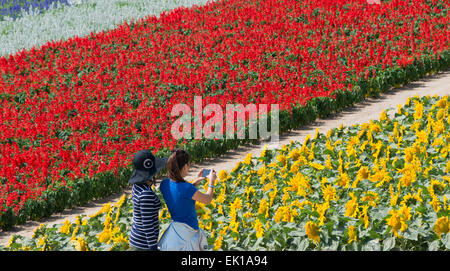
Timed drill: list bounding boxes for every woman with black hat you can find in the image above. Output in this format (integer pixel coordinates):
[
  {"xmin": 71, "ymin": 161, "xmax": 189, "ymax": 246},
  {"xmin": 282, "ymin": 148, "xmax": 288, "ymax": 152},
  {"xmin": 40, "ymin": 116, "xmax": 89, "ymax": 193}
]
[{"xmin": 128, "ymin": 149, "xmax": 168, "ymax": 251}]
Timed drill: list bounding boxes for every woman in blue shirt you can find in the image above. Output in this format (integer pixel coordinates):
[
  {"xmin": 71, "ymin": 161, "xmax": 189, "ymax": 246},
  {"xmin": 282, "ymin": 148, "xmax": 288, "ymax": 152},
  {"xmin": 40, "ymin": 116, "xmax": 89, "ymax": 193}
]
[
  {"xmin": 159, "ymin": 149, "xmax": 216, "ymax": 250},
  {"xmin": 128, "ymin": 149, "xmax": 168, "ymax": 251}
]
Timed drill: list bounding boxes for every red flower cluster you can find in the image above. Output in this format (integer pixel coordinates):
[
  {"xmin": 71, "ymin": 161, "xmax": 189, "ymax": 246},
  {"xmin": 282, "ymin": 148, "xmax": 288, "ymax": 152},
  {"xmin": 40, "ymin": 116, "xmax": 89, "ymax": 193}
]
[{"xmin": 0, "ymin": 0, "xmax": 448, "ymax": 221}]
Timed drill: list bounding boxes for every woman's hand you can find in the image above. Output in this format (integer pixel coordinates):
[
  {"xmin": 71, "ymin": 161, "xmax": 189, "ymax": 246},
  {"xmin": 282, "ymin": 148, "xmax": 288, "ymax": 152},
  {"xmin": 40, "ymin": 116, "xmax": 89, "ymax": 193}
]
[
  {"xmin": 208, "ymin": 170, "xmax": 217, "ymax": 184},
  {"xmin": 191, "ymin": 169, "xmax": 206, "ymax": 186},
  {"xmin": 192, "ymin": 169, "xmax": 217, "ymax": 204},
  {"xmin": 191, "ymin": 177, "xmax": 205, "ymax": 186}
]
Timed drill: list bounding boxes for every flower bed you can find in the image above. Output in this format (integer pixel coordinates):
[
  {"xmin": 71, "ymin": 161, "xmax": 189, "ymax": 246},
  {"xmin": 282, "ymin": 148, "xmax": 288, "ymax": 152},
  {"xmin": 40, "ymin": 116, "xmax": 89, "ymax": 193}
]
[
  {"xmin": 0, "ymin": 0, "xmax": 449, "ymax": 230},
  {"xmin": 206, "ymin": 95, "xmax": 449, "ymax": 250},
  {"xmin": 2, "ymin": 194, "xmax": 131, "ymax": 251},
  {"xmin": 1, "ymin": 95, "xmax": 448, "ymax": 251},
  {"xmin": 0, "ymin": 0, "xmax": 212, "ymax": 56}
]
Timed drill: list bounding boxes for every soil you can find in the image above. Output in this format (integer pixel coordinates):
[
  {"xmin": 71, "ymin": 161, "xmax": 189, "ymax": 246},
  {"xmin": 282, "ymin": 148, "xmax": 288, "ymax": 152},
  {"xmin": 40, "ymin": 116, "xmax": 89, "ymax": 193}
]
[{"xmin": 0, "ymin": 70, "xmax": 449, "ymax": 246}]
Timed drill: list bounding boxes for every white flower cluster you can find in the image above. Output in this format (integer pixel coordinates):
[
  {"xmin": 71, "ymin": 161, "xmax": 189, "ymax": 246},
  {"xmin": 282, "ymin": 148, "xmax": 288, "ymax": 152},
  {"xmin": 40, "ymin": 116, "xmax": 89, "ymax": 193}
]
[
  {"xmin": 0, "ymin": 0, "xmax": 214, "ymax": 57},
  {"xmin": 67, "ymin": 0, "xmax": 88, "ymax": 5}
]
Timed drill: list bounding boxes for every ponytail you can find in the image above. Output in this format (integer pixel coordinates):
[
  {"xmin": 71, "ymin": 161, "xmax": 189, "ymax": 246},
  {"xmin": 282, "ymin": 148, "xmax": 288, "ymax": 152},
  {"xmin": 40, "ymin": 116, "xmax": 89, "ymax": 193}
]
[{"xmin": 167, "ymin": 149, "xmax": 190, "ymax": 182}]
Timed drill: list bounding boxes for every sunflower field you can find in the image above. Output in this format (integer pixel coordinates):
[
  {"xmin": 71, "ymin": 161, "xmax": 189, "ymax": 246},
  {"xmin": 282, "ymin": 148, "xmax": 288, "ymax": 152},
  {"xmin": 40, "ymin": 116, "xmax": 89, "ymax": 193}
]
[
  {"xmin": 207, "ymin": 95, "xmax": 450, "ymax": 251},
  {"xmin": 1, "ymin": 95, "xmax": 448, "ymax": 251}
]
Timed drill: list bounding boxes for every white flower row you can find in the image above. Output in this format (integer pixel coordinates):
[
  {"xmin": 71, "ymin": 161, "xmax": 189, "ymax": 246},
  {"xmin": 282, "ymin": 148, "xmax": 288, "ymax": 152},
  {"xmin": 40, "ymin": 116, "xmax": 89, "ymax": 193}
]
[{"xmin": 0, "ymin": 0, "xmax": 214, "ymax": 57}]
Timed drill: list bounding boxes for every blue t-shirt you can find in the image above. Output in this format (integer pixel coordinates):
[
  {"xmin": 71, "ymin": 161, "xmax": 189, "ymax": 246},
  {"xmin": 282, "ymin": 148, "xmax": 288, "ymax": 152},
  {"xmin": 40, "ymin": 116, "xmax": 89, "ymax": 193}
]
[{"xmin": 159, "ymin": 178, "xmax": 199, "ymax": 230}]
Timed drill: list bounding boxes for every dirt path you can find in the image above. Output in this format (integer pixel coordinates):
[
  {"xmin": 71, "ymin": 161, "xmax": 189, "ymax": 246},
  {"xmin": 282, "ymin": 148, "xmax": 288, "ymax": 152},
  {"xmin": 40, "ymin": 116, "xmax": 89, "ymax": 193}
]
[{"xmin": 0, "ymin": 70, "xmax": 449, "ymax": 246}]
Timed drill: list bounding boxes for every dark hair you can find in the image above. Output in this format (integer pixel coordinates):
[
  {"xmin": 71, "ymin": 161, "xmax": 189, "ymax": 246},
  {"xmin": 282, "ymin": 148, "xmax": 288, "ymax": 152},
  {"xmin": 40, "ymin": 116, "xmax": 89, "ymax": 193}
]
[
  {"xmin": 167, "ymin": 149, "xmax": 190, "ymax": 182},
  {"xmin": 147, "ymin": 176, "xmax": 157, "ymax": 186}
]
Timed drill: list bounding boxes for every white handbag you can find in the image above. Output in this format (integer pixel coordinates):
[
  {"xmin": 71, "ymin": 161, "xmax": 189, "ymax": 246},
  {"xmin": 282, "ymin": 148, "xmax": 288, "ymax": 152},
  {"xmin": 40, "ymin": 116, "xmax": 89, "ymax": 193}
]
[{"xmin": 158, "ymin": 221, "xmax": 209, "ymax": 251}]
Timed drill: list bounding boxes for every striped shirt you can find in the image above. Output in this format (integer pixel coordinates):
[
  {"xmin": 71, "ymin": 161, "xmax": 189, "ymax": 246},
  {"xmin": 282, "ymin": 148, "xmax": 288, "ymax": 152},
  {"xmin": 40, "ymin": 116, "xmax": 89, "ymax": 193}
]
[{"xmin": 129, "ymin": 183, "xmax": 161, "ymax": 250}]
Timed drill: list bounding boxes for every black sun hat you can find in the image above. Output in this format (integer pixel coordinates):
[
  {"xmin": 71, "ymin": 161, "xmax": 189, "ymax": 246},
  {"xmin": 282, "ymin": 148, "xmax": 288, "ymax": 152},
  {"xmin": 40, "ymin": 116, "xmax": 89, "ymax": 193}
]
[{"xmin": 129, "ymin": 150, "xmax": 168, "ymax": 185}]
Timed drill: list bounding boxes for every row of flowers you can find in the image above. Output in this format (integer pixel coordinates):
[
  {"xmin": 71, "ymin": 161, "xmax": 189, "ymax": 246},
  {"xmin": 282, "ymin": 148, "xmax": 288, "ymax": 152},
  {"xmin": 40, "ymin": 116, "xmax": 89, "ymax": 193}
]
[
  {"xmin": 1, "ymin": 95, "xmax": 448, "ymax": 250},
  {"xmin": 0, "ymin": 0, "xmax": 211, "ymax": 56},
  {"xmin": 1, "ymin": 194, "xmax": 131, "ymax": 251},
  {"xmin": 0, "ymin": 0, "xmax": 449, "ymax": 230}
]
